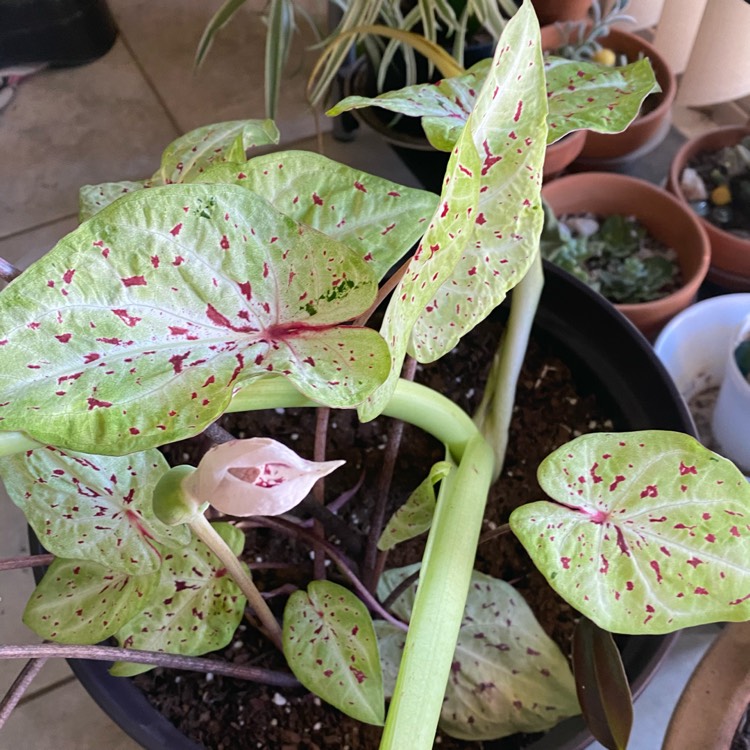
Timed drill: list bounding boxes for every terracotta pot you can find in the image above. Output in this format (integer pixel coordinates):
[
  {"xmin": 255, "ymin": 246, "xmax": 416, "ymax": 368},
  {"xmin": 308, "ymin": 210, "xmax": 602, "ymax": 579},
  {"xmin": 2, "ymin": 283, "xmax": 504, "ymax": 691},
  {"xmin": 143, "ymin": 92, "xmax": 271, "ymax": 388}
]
[
  {"xmin": 531, "ymin": 0, "xmax": 593, "ymax": 25},
  {"xmin": 667, "ymin": 125, "xmax": 750, "ymax": 289},
  {"xmin": 662, "ymin": 623, "xmax": 750, "ymax": 750},
  {"xmin": 541, "ymin": 172, "xmax": 711, "ymax": 339},
  {"xmin": 540, "ymin": 25, "xmax": 676, "ymax": 162},
  {"xmin": 543, "ymin": 130, "xmax": 587, "ymax": 181}
]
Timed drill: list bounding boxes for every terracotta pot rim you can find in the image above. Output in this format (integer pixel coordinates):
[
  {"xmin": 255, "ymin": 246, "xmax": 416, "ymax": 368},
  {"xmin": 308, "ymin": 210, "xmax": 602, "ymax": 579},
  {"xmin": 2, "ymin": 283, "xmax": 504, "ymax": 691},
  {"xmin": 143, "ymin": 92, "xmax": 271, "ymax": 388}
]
[
  {"xmin": 541, "ymin": 172, "xmax": 711, "ymax": 313},
  {"xmin": 668, "ymin": 125, "xmax": 750, "ymax": 250}
]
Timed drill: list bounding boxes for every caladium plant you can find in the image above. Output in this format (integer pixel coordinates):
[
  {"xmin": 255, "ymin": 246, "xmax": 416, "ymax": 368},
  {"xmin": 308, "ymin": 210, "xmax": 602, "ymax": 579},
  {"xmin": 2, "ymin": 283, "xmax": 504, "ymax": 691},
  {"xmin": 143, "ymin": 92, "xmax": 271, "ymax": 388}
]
[{"xmin": 0, "ymin": 3, "xmax": 740, "ymax": 750}]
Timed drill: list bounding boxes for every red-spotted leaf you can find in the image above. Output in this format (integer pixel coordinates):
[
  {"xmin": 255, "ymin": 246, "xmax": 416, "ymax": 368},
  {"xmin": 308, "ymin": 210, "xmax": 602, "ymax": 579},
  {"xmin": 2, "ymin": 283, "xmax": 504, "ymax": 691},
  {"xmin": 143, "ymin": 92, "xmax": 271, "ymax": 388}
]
[
  {"xmin": 377, "ymin": 460, "xmax": 452, "ymax": 551},
  {"xmin": 0, "ymin": 183, "xmax": 388, "ymax": 453},
  {"xmin": 196, "ymin": 150, "xmax": 439, "ymax": 280},
  {"xmin": 79, "ymin": 120, "xmax": 280, "ymax": 221},
  {"xmin": 79, "ymin": 179, "xmax": 156, "ymax": 223},
  {"xmin": 0, "ymin": 446, "xmax": 188, "ymax": 574},
  {"xmin": 110, "ymin": 521, "xmax": 247, "ymax": 676},
  {"xmin": 544, "ymin": 56, "xmax": 658, "ymax": 145},
  {"xmin": 158, "ymin": 119, "xmax": 280, "ymax": 184},
  {"xmin": 23, "ymin": 557, "xmax": 157, "ymax": 644},
  {"xmin": 283, "ymin": 580, "xmax": 384, "ymax": 725},
  {"xmin": 377, "ymin": 565, "xmax": 580, "ymax": 739},
  {"xmin": 510, "ymin": 430, "xmax": 750, "ymax": 634}
]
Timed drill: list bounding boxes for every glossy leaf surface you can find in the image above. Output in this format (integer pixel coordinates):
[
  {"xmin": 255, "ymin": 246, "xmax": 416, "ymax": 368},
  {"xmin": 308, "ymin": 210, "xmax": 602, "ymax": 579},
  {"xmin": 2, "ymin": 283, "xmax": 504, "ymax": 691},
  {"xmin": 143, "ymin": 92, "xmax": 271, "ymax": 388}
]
[
  {"xmin": 0, "ymin": 184, "xmax": 387, "ymax": 453},
  {"xmin": 377, "ymin": 460, "xmax": 452, "ymax": 551},
  {"xmin": 111, "ymin": 522, "xmax": 246, "ymax": 676},
  {"xmin": 0, "ymin": 446, "xmax": 187, "ymax": 573},
  {"xmin": 377, "ymin": 565, "xmax": 579, "ymax": 739},
  {"xmin": 197, "ymin": 150, "xmax": 439, "ymax": 280},
  {"xmin": 23, "ymin": 557, "xmax": 157, "ymax": 644},
  {"xmin": 284, "ymin": 580, "xmax": 384, "ymax": 725},
  {"xmin": 510, "ymin": 431, "xmax": 750, "ymax": 634}
]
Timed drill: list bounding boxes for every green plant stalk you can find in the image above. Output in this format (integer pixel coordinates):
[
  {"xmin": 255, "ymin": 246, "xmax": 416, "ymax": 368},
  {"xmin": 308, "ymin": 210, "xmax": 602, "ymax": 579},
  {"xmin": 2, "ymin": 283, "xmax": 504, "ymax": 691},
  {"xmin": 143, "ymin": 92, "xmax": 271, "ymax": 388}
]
[
  {"xmin": 188, "ymin": 513, "xmax": 284, "ymax": 651},
  {"xmin": 231, "ymin": 377, "xmax": 494, "ymax": 750},
  {"xmin": 473, "ymin": 250, "xmax": 544, "ymax": 481},
  {"xmin": 0, "ymin": 431, "xmax": 40, "ymax": 457}
]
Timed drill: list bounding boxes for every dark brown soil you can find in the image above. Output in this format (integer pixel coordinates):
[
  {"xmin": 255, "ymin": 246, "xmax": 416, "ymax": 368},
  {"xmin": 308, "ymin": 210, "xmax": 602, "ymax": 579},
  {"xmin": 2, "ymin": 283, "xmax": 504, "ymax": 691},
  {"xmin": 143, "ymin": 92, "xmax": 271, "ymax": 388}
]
[{"xmin": 135, "ymin": 316, "xmax": 617, "ymax": 749}]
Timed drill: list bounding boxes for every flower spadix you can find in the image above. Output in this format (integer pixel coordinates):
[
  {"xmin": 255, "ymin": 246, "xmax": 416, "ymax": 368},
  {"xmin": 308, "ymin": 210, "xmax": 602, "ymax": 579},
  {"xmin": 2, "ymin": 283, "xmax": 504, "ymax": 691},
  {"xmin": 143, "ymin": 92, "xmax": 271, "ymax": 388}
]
[{"xmin": 183, "ymin": 438, "xmax": 344, "ymax": 517}]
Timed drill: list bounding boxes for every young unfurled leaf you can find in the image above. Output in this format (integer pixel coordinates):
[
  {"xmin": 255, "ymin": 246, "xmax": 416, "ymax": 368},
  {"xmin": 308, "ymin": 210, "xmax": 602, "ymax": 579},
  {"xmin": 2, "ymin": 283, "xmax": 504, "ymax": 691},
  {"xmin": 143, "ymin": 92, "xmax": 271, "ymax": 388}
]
[
  {"xmin": 23, "ymin": 557, "xmax": 157, "ymax": 644},
  {"xmin": 184, "ymin": 437, "xmax": 344, "ymax": 516},
  {"xmin": 0, "ymin": 446, "xmax": 188, "ymax": 574},
  {"xmin": 0, "ymin": 183, "xmax": 388, "ymax": 454},
  {"xmin": 377, "ymin": 565, "xmax": 580, "ymax": 739},
  {"xmin": 283, "ymin": 580, "xmax": 385, "ymax": 725},
  {"xmin": 573, "ymin": 618, "xmax": 633, "ymax": 750},
  {"xmin": 377, "ymin": 460, "xmax": 453, "ymax": 551},
  {"xmin": 510, "ymin": 431, "xmax": 750, "ymax": 634},
  {"xmin": 197, "ymin": 150, "xmax": 439, "ymax": 281},
  {"xmin": 79, "ymin": 120, "xmax": 281, "ymax": 220},
  {"xmin": 110, "ymin": 522, "xmax": 247, "ymax": 676}
]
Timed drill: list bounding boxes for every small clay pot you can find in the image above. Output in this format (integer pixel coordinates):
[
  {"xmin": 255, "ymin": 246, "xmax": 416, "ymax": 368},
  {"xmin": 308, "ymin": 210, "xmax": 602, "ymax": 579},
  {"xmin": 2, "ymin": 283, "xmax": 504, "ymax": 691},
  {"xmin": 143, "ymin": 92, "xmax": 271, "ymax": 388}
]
[
  {"xmin": 541, "ymin": 172, "xmax": 711, "ymax": 339},
  {"xmin": 543, "ymin": 130, "xmax": 587, "ymax": 181},
  {"xmin": 540, "ymin": 25, "xmax": 676, "ymax": 162},
  {"xmin": 667, "ymin": 125, "xmax": 750, "ymax": 289},
  {"xmin": 531, "ymin": 0, "xmax": 593, "ymax": 25}
]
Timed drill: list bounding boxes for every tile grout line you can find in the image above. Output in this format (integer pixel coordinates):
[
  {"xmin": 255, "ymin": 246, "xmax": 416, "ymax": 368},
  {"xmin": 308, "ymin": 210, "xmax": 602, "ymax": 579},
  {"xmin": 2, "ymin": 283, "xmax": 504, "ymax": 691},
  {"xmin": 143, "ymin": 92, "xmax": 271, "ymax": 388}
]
[{"xmin": 0, "ymin": 213, "xmax": 79, "ymax": 246}]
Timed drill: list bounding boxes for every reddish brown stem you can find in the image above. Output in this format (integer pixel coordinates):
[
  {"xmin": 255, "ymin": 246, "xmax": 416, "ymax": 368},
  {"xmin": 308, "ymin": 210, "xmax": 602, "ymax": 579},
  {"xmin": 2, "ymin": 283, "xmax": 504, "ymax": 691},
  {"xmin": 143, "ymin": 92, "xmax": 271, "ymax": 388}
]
[
  {"xmin": 312, "ymin": 408, "xmax": 330, "ymax": 580},
  {"xmin": 0, "ymin": 657, "xmax": 48, "ymax": 730},
  {"xmin": 0, "ymin": 554, "xmax": 55, "ymax": 572},
  {"xmin": 354, "ymin": 257, "xmax": 411, "ymax": 327},
  {"xmin": 478, "ymin": 523, "xmax": 511, "ymax": 546},
  {"xmin": 0, "ymin": 644, "xmax": 299, "ymax": 687},
  {"xmin": 0, "ymin": 257, "xmax": 21, "ymax": 285}
]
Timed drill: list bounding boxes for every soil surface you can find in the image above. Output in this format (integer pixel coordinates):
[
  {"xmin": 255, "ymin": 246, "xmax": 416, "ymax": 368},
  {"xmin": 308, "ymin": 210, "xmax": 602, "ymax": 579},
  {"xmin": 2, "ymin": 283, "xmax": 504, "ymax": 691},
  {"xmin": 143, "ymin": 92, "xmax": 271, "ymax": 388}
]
[{"xmin": 135, "ymin": 316, "xmax": 618, "ymax": 749}]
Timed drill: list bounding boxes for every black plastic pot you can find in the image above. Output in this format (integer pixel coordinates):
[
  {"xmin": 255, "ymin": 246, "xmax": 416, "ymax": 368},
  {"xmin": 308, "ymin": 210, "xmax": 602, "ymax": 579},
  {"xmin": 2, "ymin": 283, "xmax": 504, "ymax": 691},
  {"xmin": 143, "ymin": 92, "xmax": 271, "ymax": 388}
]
[
  {"xmin": 28, "ymin": 261, "xmax": 693, "ymax": 749},
  {"xmin": 0, "ymin": 0, "xmax": 117, "ymax": 68}
]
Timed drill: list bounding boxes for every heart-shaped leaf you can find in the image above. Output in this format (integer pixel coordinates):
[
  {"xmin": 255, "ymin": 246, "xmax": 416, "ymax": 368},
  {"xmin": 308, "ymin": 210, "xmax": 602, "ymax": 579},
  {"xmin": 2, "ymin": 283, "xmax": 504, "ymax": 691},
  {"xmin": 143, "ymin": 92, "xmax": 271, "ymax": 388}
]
[
  {"xmin": 377, "ymin": 564, "xmax": 580, "ymax": 740},
  {"xmin": 197, "ymin": 150, "xmax": 439, "ymax": 281},
  {"xmin": 79, "ymin": 120, "xmax": 281, "ymax": 221},
  {"xmin": 510, "ymin": 430, "xmax": 750, "ymax": 634},
  {"xmin": 378, "ymin": 460, "xmax": 453, "ymax": 551},
  {"xmin": 0, "ymin": 183, "xmax": 388, "ymax": 453},
  {"xmin": 0, "ymin": 445, "xmax": 188, "ymax": 573},
  {"xmin": 23, "ymin": 557, "xmax": 157, "ymax": 644},
  {"xmin": 110, "ymin": 521, "xmax": 247, "ymax": 676},
  {"xmin": 159, "ymin": 119, "xmax": 280, "ymax": 185},
  {"xmin": 544, "ymin": 56, "xmax": 659, "ymax": 144},
  {"xmin": 283, "ymin": 580, "xmax": 384, "ymax": 725}
]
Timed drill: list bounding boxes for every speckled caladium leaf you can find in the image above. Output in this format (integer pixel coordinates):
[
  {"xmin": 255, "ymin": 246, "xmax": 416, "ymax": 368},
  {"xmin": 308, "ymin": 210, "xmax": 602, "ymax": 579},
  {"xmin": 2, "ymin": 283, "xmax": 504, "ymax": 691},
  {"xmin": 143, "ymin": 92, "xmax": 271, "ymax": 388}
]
[
  {"xmin": 110, "ymin": 521, "xmax": 246, "ymax": 677},
  {"xmin": 377, "ymin": 460, "xmax": 452, "ymax": 551},
  {"xmin": 330, "ymin": 55, "xmax": 657, "ymax": 151},
  {"xmin": 23, "ymin": 557, "xmax": 157, "ymax": 644},
  {"xmin": 0, "ymin": 446, "xmax": 188, "ymax": 574},
  {"xmin": 283, "ymin": 580, "xmax": 384, "ymax": 725},
  {"xmin": 544, "ymin": 56, "xmax": 658, "ymax": 145},
  {"xmin": 79, "ymin": 180, "xmax": 155, "ymax": 223},
  {"xmin": 377, "ymin": 565, "xmax": 579, "ymax": 739},
  {"xmin": 510, "ymin": 431, "xmax": 750, "ymax": 635},
  {"xmin": 159, "ymin": 119, "xmax": 280, "ymax": 184},
  {"xmin": 0, "ymin": 183, "xmax": 388, "ymax": 453},
  {"xmin": 79, "ymin": 120, "xmax": 280, "ymax": 220},
  {"xmin": 328, "ymin": 61, "xmax": 490, "ymax": 152},
  {"xmin": 196, "ymin": 150, "xmax": 439, "ymax": 280}
]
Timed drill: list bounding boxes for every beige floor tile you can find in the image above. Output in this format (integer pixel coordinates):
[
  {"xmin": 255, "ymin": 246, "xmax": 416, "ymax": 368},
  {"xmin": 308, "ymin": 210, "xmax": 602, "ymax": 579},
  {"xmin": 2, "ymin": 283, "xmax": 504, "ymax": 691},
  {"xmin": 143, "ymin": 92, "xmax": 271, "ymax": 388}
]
[
  {"xmin": 3, "ymin": 678, "xmax": 140, "ymax": 750},
  {"xmin": 110, "ymin": 0, "xmax": 329, "ymax": 145},
  {"xmin": 0, "ymin": 216, "xmax": 79, "ymax": 271},
  {"xmin": 0, "ymin": 40, "xmax": 178, "ymax": 240}
]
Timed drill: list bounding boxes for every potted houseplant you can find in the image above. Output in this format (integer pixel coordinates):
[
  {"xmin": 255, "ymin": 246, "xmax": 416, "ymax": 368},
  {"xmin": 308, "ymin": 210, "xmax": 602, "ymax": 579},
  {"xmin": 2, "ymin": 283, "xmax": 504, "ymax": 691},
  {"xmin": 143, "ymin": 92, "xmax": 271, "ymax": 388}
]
[
  {"xmin": 667, "ymin": 124, "xmax": 750, "ymax": 290},
  {"xmin": 540, "ymin": 171, "xmax": 711, "ymax": 339},
  {"xmin": 1, "ymin": 5, "xmax": 747, "ymax": 749},
  {"xmin": 540, "ymin": 0, "xmax": 677, "ymax": 164}
]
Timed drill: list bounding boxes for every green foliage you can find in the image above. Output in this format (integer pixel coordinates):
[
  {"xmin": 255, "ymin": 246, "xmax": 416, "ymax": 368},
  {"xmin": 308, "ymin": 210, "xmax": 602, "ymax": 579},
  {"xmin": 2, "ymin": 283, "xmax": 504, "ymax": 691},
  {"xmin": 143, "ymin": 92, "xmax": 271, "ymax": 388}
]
[
  {"xmin": 283, "ymin": 580, "xmax": 385, "ymax": 725},
  {"xmin": 510, "ymin": 431, "xmax": 750, "ymax": 634},
  {"xmin": 377, "ymin": 565, "xmax": 580, "ymax": 739},
  {"xmin": 540, "ymin": 208, "xmax": 681, "ymax": 304}
]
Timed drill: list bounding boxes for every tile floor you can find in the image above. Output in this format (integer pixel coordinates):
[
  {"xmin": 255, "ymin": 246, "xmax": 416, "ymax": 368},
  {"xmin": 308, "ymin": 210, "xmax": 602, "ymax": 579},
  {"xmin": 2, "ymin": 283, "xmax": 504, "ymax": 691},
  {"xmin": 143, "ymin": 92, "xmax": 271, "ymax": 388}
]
[{"xmin": 0, "ymin": 2, "xmax": 738, "ymax": 748}]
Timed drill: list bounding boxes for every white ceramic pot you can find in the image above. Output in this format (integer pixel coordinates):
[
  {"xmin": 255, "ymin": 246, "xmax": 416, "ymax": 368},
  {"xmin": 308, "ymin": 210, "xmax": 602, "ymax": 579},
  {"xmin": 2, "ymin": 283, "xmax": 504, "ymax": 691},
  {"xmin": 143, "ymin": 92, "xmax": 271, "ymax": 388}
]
[
  {"xmin": 654, "ymin": 294, "xmax": 750, "ymax": 477},
  {"xmin": 712, "ymin": 316, "xmax": 750, "ymax": 473}
]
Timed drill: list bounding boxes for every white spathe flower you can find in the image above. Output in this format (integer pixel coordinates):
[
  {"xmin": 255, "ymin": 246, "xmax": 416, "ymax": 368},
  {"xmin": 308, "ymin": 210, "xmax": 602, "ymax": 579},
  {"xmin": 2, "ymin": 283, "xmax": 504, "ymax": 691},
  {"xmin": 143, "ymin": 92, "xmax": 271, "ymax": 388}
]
[{"xmin": 182, "ymin": 438, "xmax": 344, "ymax": 517}]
